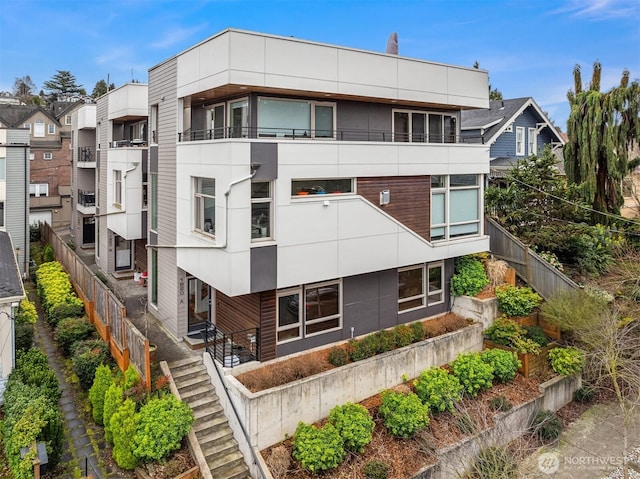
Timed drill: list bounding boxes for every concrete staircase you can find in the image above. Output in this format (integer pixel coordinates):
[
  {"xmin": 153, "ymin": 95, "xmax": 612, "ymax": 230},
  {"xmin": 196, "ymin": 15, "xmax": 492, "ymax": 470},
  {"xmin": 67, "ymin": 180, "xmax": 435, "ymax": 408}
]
[{"xmin": 168, "ymin": 357, "xmax": 251, "ymax": 479}]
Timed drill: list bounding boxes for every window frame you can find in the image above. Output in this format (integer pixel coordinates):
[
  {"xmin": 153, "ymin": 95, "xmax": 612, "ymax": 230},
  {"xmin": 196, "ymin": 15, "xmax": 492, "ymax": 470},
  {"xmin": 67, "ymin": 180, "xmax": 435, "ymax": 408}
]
[
  {"xmin": 427, "ymin": 262, "xmax": 444, "ymax": 306},
  {"xmin": 33, "ymin": 120, "xmax": 45, "ymax": 137},
  {"xmin": 516, "ymin": 126, "xmax": 525, "ymax": 156},
  {"xmin": 23, "ymin": 123, "xmax": 30, "ymax": 131},
  {"xmin": 392, "ymin": 109, "xmax": 457, "ymax": 143},
  {"xmin": 398, "ymin": 265, "xmax": 426, "ymax": 312},
  {"xmin": 304, "ymin": 280, "xmax": 342, "ymax": 337},
  {"xmin": 430, "ymin": 174, "xmax": 481, "ymax": 242},
  {"xmin": 29, "ymin": 183, "xmax": 49, "ymax": 197},
  {"xmin": 150, "ymin": 173, "xmax": 158, "ymax": 231},
  {"xmin": 48, "ymin": 124, "xmax": 56, "ymax": 135},
  {"xmin": 256, "ymin": 97, "xmax": 336, "ymax": 140},
  {"xmin": 291, "ymin": 178, "xmax": 354, "ymax": 197},
  {"xmin": 65, "ymin": 115, "xmax": 72, "ymax": 125},
  {"xmin": 114, "ymin": 170, "xmax": 122, "ymax": 207},
  {"xmin": 251, "ymin": 181, "xmax": 273, "ymax": 242},
  {"xmin": 276, "ymin": 287, "xmax": 303, "ymax": 344},
  {"xmin": 528, "ymin": 127, "xmax": 537, "ymax": 156},
  {"xmin": 43, "ymin": 152, "xmax": 53, "ymax": 160},
  {"xmin": 193, "ymin": 177, "xmax": 216, "ymax": 237}
]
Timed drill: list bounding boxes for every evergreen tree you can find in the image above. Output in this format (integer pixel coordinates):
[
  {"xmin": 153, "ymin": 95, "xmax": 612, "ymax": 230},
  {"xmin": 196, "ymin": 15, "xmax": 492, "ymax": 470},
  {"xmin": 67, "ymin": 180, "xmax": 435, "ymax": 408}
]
[
  {"xmin": 565, "ymin": 62, "xmax": 640, "ymax": 221},
  {"xmin": 43, "ymin": 70, "xmax": 83, "ymax": 101},
  {"xmin": 91, "ymin": 79, "xmax": 115, "ymax": 98}
]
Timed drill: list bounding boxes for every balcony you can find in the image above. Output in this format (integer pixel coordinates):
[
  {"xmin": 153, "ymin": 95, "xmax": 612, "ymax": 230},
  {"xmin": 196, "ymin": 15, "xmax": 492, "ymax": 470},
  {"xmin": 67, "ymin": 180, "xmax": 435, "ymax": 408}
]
[
  {"xmin": 30, "ymin": 195, "xmax": 61, "ymax": 209},
  {"xmin": 78, "ymin": 146, "xmax": 97, "ymax": 168},
  {"xmin": 77, "ymin": 190, "xmax": 95, "ymax": 215},
  {"xmin": 111, "ymin": 139, "xmax": 148, "ymax": 148}
]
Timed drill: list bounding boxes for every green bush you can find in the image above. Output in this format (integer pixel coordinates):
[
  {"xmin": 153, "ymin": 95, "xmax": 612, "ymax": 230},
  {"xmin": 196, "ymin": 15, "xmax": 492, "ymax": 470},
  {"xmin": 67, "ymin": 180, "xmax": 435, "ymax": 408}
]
[
  {"xmin": 524, "ymin": 325, "xmax": 550, "ymax": 347},
  {"xmin": 450, "ymin": 256, "xmax": 489, "ymax": 297},
  {"xmin": 548, "ymin": 347, "xmax": 583, "ymax": 375},
  {"xmin": 14, "ymin": 348, "xmax": 60, "ymax": 401},
  {"xmin": 490, "ymin": 395, "xmax": 512, "ymax": 412},
  {"xmin": 292, "ymin": 422, "xmax": 345, "ymax": 473},
  {"xmin": 328, "ymin": 403, "xmax": 374, "ymax": 452},
  {"xmin": 133, "ymin": 395, "xmax": 194, "ymax": 462},
  {"xmin": 124, "ymin": 364, "xmax": 140, "ymax": 390},
  {"xmin": 379, "ymin": 391, "xmax": 429, "ymax": 438},
  {"xmin": 574, "ymin": 386, "xmax": 595, "ymax": 403},
  {"xmin": 15, "ymin": 298, "xmax": 37, "ymax": 325},
  {"xmin": 89, "ymin": 365, "xmax": 113, "ymax": 425},
  {"xmin": 35, "ymin": 261, "xmax": 84, "ymax": 326},
  {"xmin": 484, "ymin": 317, "xmax": 541, "ymax": 354},
  {"xmin": 495, "ymin": 285, "xmax": 542, "ymax": 317},
  {"xmin": 451, "ymin": 352, "xmax": 494, "ymax": 397},
  {"xmin": 469, "ymin": 446, "xmax": 517, "ymax": 479},
  {"xmin": 364, "ymin": 460, "xmax": 389, "ymax": 479},
  {"xmin": 111, "ymin": 399, "xmax": 139, "ymax": 470},
  {"xmin": 413, "ymin": 367, "xmax": 463, "ymax": 413},
  {"xmin": 49, "ymin": 303, "xmax": 85, "ymax": 325},
  {"xmin": 103, "ymin": 383, "xmax": 124, "ymax": 445},
  {"xmin": 374, "ymin": 330, "xmax": 396, "ymax": 354},
  {"xmin": 14, "ymin": 322, "xmax": 34, "ymax": 352},
  {"xmin": 394, "ymin": 325, "xmax": 414, "ymax": 348},
  {"xmin": 480, "ymin": 349, "xmax": 521, "ymax": 383},
  {"xmin": 350, "ymin": 335, "xmax": 378, "ymax": 362},
  {"xmin": 54, "ymin": 316, "xmax": 95, "ymax": 356},
  {"xmin": 72, "ymin": 339, "xmax": 111, "ymax": 390},
  {"xmin": 410, "ymin": 322, "xmax": 425, "ymax": 343},
  {"xmin": 530, "ymin": 410, "xmax": 563, "ymax": 443},
  {"xmin": 328, "ymin": 347, "xmax": 349, "ymax": 367},
  {"xmin": 43, "ymin": 244, "xmax": 54, "ymax": 262}
]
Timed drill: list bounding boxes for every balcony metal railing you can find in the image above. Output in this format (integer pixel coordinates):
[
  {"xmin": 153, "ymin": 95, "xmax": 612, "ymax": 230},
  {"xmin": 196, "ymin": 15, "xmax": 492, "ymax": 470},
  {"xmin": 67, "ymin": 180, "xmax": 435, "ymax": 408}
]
[
  {"xmin": 203, "ymin": 320, "xmax": 259, "ymax": 367},
  {"xmin": 77, "ymin": 190, "xmax": 95, "ymax": 206},
  {"xmin": 78, "ymin": 146, "xmax": 96, "ymax": 162},
  {"xmin": 178, "ymin": 126, "xmax": 484, "ymax": 144},
  {"xmin": 111, "ymin": 139, "xmax": 148, "ymax": 148}
]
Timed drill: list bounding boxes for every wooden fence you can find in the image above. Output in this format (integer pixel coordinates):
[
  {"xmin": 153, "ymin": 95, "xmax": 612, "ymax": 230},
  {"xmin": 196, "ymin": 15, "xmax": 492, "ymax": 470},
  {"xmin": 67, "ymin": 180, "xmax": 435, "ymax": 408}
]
[
  {"xmin": 486, "ymin": 217, "xmax": 579, "ymax": 299},
  {"xmin": 40, "ymin": 223, "xmax": 151, "ymax": 390}
]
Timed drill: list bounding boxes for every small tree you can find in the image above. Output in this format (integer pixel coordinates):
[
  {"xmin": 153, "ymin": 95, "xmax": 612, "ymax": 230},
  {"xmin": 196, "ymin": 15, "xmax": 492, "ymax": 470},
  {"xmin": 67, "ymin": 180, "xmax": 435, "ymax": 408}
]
[{"xmin": 43, "ymin": 70, "xmax": 83, "ymax": 102}]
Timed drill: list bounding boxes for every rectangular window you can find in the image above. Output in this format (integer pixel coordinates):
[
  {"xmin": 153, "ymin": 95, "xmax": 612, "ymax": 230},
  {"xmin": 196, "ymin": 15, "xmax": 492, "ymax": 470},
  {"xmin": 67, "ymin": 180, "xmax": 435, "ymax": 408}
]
[
  {"xmin": 29, "ymin": 183, "xmax": 49, "ymax": 197},
  {"xmin": 292, "ymin": 178, "xmax": 353, "ymax": 196},
  {"xmin": 34, "ymin": 120, "xmax": 45, "ymax": 137},
  {"xmin": 150, "ymin": 105, "xmax": 159, "ymax": 143},
  {"xmin": 151, "ymin": 248, "xmax": 158, "ymax": 305},
  {"xmin": 151, "ymin": 173, "xmax": 158, "ymax": 230},
  {"xmin": 209, "ymin": 103, "xmax": 226, "ymax": 139},
  {"xmin": 230, "ymin": 99, "xmax": 249, "ymax": 138},
  {"xmin": 194, "ymin": 177, "xmax": 215, "ymax": 235},
  {"xmin": 0, "ymin": 202, "xmax": 4, "ymax": 228},
  {"xmin": 528, "ymin": 127, "xmax": 537, "ymax": 156},
  {"xmin": 398, "ymin": 265, "xmax": 425, "ymax": 311},
  {"xmin": 23, "ymin": 123, "xmax": 30, "ymax": 131},
  {"xmin": 516, "ymin": 127, "xmax": 525, "ymax": 156},
  {"xmin": 257, "ymin": 98, "xmax": 335, "ymax": 139},
  {"xmin": 251, "ymin": 181, "xmax": 272, "ymax": 241},
  {"xmin": 277, "ymin": 281, "xmax": 342, "ymax": 343},
  {"xmin": 393, "ymin": 110, "xmax": 456, "ymax": 143},
  {"xmin": 427, "ymin": 263, "xmax": 444, "ymax": 305},
  {"xmin": 65, "ymin": 115, "xmax": 72, "ymax": 125},
  {"xmin": 29, "ymin": 153, "xmax": 34, "ymax": 161},
  {"xmin": 114, "ymin": 170, "xmax": 122, "ymax": 206},
  {"xmin": 43, "ymin": 152, "xmax": 52, "ymax": 160},
  {"xmin": 48, "ymin": 124, "xmax": 55, "ymax": 134},
  {"xmin": 431, "ymin": 175, "xmax": 480, "ymax": 241}
]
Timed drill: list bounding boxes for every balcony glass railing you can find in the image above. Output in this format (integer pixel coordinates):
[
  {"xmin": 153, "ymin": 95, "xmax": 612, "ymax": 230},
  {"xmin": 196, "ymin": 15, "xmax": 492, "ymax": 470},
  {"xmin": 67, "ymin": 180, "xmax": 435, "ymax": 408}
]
[
  {"xmin": 77, "ymin": 190, "xmax": 95, "ymax": 206},
  {"xmin": 178, "ymin": 126, "xmax": 483, "ymax": 144},
  {"xmin": 78, "ymin": 146, "xmax": 96, "ymax": 162}
]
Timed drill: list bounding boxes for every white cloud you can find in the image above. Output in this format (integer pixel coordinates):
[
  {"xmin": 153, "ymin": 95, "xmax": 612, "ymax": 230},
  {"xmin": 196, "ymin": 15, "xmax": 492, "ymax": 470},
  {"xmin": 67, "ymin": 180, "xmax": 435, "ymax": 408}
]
[
  {"xmin": 150, "ymin": 23, "xmax": 208, "ymax": 49},
  {"xmin": 552, "ymin": 0, "xmax": 639, "ymax": 20}
]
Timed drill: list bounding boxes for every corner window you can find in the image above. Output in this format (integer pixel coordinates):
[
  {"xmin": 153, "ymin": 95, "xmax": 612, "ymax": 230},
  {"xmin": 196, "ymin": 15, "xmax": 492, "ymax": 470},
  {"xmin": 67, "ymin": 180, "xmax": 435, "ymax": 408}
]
[
  {"xmin": 48, "ymin": 124, "xmax": 55, "ymax": 134},
  {"xmin": 431, "ymin": 175, "xmax": 480, "ymax": 241},
  {"xmin": 43, "ymin": 152, "xmax": 52, "ymax": 160},
  {"xmin": 427, "ymin": 263, "xmax": 444, "ymax": 305},
  {"xmin": 277, "ymin": 281, "xmax": 342, "ymax": 343},
  {"xmin": 114, "ymin": 170, "xmax": 122, "ymax": 207},
  {"xmin": 292, "ymin": 178, "xmax": 353, "ymax": 197},
  {"xmin": 399, "ymin": 265, "xmax": 425, "ymax": 312},
  {"xmin": 34, "ymin": 120, "xmax": 45, "ymax": 137},
  {"xmin": 251, "ymin": 182, "xmax": 272, "ymax": 241},
  {"xmin": 194, "ymin": 177, "xmax": 215, "ymax": 236},
  {"xmin": 516, "ymin": 127, "xmax": 525, "ymax": 156}
]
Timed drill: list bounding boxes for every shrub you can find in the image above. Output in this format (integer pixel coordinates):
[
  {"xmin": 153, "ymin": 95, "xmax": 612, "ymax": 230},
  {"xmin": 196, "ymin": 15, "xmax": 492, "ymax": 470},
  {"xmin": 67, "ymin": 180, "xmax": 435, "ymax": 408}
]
[
  {"xmin": 89, "ymin": 365, "xmax": 113, "ymax": 425},
  {"xmin": 394, "ymin": 325, "xmax": 414, "ymax": 348},
  {"xmin": 484, "ymin": 317, "xmax": 541, "ymax": 354},
  {"xmin": 43, "ymin": 244, "xmax": 54, "ymax": 262},
  {"xmin": 410, "ymin": 322, "xmax": 425, "ymax": 342},
  {"xmin": 14, "ymin": 322, "xmax": 34, "ymax": 352},
  {"xmin": 54, "ymin": 317, "xmax": 95, "ymax": 356},
  {"xmin": 451, "ymin": 352, "xmax": 494, "ymax": 397},
  {"xmin": 364, "ymin": 460, "xmax": 389, "ymax": 479},
  {"xmin": 103, "ymin": 383, "xmax": 124, "ymax": 445},
  {"xmin": 574, "ymin": 386, "xmax": 595, "ymax": 403},
  {"xmin": 14, "ymin": 348, "xmax": 60, "ymax": 401},
  {"xmin": 524, "ymin": 325, "xmax": 550, "ymax": 347},
  {"xmin": 328, "ymin": 403, "xmax": 374, "ymax": 452},
  {"xmin": 50, "ymin": 302, "xmax": 85, "ymax": 324},
  {"xmin": 495, "ymin": 285, "xmax": 542, "ymax": 317},
  {"xmin": 292, "ymin": 422, "xmax": 345, "ymax": 473},
  {"xmin": 111, "ymin": 399, "xmax": 139, "ymax": 470},
  {"xmin": 490, "ymin": 395, "xmax": 512, "ymax": 412},
  {"xmin": 530, "ymin": 410, "xmax": 563, "ymax": 443},
  {"xmin": 350, "ymin": 335, "xmax": 379, "ymax": 362},
  {"xmin": 413, "ymin": 367, "xmax": 463, "ymax": 413},
  {"xmin": 124, "ymin": 364, "xmax": 140, "ymax": 389},
  {"xmin": 374, "ymin": 330, "xmax": 396, "ymax": 354},
  {"xmin": 379, "ymin": 391, "xmax": 429, "ymax": 438},
  {"xmin": 133, "ymin": 395, "xmax": 194, "ymax": 462},
  {"xmin": 469, "ymin": 446, "xmax": 517, "ymax": 479},
  {"xmin": 72, "ymin": 339, "xmax": 111, "ymax": 390},
  {"xmin": 35, "ymin": 261, "xmax": 84, "ymax": 326},
  {"xmin": 15, "ymin": 299, "xmax": 37, "ymax": 325},
  {"xmin": 548, "ymin": 347, "xmax": 583, "ymax": 375},
  {"xmin": 480, "ymin": 349, "xmax": 521, "ymax": 383},
  {"xmin": 328, "ymin": 346, "xmax": 349, "ymax": 367},
  {"xmin": 450, "ymin": 256, "xmax": 489, "ymax": 297}
]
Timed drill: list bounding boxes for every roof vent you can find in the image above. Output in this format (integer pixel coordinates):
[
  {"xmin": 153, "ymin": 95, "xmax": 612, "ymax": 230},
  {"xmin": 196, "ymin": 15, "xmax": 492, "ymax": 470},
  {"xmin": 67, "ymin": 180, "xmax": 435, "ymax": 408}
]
[{"xmin": 386, "ymin": 32, "xmax": 398, "ymax": 55}]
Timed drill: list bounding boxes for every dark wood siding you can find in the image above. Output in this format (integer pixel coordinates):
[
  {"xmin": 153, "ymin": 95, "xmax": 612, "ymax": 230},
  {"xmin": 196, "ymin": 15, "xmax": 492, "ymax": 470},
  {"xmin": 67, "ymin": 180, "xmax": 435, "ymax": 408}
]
[
  {"xmin": 215, "ymin": 291, "xmax": 260, "ymax": 333},
  {"xmin": 259, "ymin": 291, "xmax": 276, "ymax": 361},
  {"xmin": 357, "ymin": 176, "xmax": 430, "ymax": 240}
]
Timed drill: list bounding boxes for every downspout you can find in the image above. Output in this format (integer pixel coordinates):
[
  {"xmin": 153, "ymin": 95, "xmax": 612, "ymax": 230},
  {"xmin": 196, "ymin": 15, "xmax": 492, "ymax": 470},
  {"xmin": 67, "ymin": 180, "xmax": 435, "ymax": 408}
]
[{"xmin": 146, "ymin": 169, "xmax": 258, "ymax": 250}]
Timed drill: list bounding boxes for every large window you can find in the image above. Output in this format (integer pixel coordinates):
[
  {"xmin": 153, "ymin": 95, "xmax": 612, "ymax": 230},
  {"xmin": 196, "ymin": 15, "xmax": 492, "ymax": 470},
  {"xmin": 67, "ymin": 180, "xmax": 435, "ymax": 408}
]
[
  {"xmin": 34, "ymin": 120, "xmax": 45, "ymax": 137},
  {"xmin": 528, "ymin": 127, "xmax": 537, "ymax": 156},
  {"xmin": 398, "ymin": 265, "xmax": 425, "ymax": 311},
  {"xmin": 114, "ymin": 170, "xmax": 122, "ymax": 207},
  {"xmin": 516, "ymin": 127, "xmax": 525, "ymax": 156},
  {"xmin": 431, "ymin": 175, "xmax": 480, "ymax": 241},
  {"xmin": 291, "ymin": 178, "xmax": 353, "ymax": 196},
  {"xmin": 257, "ymin": 98, "xmax": 335, "ymax": 139},
  {"xmin": 393, "ymin": 110, "xmax": 457, "ymax": 143},
  {"xmin": 427, "ymin": 263, "xmax": 444, "ymax": 305},
  {"xmin": 194, "ymin": 177, "xmax": 215, "ymax": 236},
  {"xmin": 277, "ymin": 281, "xmax": 342, "ymax": 343},
  {"xmin": 29, "ymin": 183, "xmax": 49, "ymax": 197},
  {"xmin": 251, "ymin": 182, "xmax": 272, "ymax": 241}
]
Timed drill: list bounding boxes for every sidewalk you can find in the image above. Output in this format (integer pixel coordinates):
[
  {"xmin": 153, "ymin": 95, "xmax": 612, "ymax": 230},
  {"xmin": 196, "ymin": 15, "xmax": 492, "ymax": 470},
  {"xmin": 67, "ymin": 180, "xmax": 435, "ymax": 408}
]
[{"xmin": 520, "ymin": 402, "xmax": 640, "ymax": 478}]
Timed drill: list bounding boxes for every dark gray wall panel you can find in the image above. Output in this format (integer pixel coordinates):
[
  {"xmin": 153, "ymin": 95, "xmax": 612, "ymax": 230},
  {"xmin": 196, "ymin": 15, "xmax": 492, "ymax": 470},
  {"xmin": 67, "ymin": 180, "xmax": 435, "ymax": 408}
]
[
  {"xmin": 250, "ymin": 143, "xmax": 278, "ymax": 180},
  {"xmin": 149, "ymin": 146, "xmax": 158, "ymax": 172},
  {"xmin": 250, "ymin": 245, "xmax": 277, "ymax": 292}
]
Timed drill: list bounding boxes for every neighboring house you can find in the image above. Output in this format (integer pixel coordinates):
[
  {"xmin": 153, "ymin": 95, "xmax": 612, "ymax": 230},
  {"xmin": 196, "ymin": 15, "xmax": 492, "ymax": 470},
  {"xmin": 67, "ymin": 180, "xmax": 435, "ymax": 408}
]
[
  {"xmin": 461, "ymin": 97, "xmax": 565, "ymax": 177},
  {"xmin": 70, "ymin": 103, "xmax": 97, "ymax": 247},
  {"xmin": 148, "ymin": 29, "xmax": 490, "ymax": 361},
  {"xmin": 0, "ymin": 127, "xmax": 30, "ymax": 276},
  {"xmin": 95, "ymin": 84, "xmax": 148, "ymax": 277},
  {"xmin": 0, "ymin": 230, "xmax": 26, "ymax": 404},
  {"xmin": 0, "ymin": 104, "xmax": 72, "ymax": 227}
]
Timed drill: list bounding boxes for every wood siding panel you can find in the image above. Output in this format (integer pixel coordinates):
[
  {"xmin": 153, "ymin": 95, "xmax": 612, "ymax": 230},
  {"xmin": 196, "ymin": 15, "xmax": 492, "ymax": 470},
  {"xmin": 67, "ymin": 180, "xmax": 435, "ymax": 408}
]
[
  {"xmin": 357, "ymin": 176, "xmax": 430, "ymax": 240},
  {"xmin": 216, "ymin": 290, "xmax": 260, "ymax": 333},
  {"xmin": 259, "ymin": 291, "xmax": 276, "ymax": 361}
]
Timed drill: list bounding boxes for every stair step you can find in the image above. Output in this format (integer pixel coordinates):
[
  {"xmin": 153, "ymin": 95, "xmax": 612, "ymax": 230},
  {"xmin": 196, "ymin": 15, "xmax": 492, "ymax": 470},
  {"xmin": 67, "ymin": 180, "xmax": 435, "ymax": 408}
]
[
  {"xmin": 196, "ymin": 426, "xmax": 234, "ymax": 447},
  {"xmin": 179, "ymin": 384, "xmax": 213, "ymax": 402},
  {"xmin": 193, "ymin": 415, "xmax": 228, "ymax": 433},
  {"xmin": 168, "ymin": 357, "xmax": 203, "ymax": 369},
  {"xmin": 201, "ymin": 436, "xmax": 238, "ymax": 458},
  {"xmin": 210, "ymin": 461, "xmax": 250, "ymax": 479},
  {"xmin": 192, "ymin": 403, "xmax": 224, "ymax": 420},
  {"xmin": 207, "ymin": 450, "xmax": 246, "ymax": 475},
  {"xmin": 174, "ymin": 373, "xmax": 211, "ymax": 390},
  {"xmin": 189, "ymin": 395, "xmax": 220, "ymax": 410},
  {"xmin": 171, "ymin": 363, "xmax": 207, "ymax": 379}
]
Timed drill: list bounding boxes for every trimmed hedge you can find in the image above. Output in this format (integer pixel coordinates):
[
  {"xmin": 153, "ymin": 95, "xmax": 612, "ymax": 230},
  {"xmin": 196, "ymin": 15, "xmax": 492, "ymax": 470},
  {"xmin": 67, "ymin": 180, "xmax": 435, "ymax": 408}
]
[
  {"xmin": 54, "ymin": 316, "xmax": 95, "ymax": 356},
  {"xmin": 379, "ymin": 391, "xmax": 430, "ymax": 438},
  {"xmin": 35, "ymin": 261, "xmax": 84, "ymax": 326},
  {"xmin": 89, "ymin": 365, "xmax": 113, "ymax": 425},
  {"xmin": 413, "ymin": 367, "xmax": 463, "ymax": 413},
  {"xmin": 293, "ymin": 422, "xmax": 345, "ymax": 473},
  {"xmin": 328, "ymin": 403, "xmax": 374, "ymax": 452},
  {"xmin": 72, "ymin": 339, "xmax": 112, "ymax": 390}
]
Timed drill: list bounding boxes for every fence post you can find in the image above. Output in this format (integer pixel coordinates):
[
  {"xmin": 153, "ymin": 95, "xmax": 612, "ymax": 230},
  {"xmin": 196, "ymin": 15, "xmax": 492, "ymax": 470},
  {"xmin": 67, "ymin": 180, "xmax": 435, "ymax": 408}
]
[{"xmin": 525, "ymin": 247, "xmax": 531, "ymax": 284}]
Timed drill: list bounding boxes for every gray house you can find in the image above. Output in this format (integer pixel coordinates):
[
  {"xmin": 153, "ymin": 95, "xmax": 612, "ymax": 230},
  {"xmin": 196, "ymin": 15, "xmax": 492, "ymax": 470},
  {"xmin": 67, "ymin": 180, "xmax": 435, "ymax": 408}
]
[{"xmin": 461, "ymin": 97, "xmax": 565, "ymax": 177}]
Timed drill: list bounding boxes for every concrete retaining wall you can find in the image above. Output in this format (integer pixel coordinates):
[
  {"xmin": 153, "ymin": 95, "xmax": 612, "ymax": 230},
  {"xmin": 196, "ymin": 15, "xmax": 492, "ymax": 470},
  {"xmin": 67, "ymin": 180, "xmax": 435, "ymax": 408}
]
[{"xmin": 451, "ymin": 295, "xmax": 498, "ymax": 329}]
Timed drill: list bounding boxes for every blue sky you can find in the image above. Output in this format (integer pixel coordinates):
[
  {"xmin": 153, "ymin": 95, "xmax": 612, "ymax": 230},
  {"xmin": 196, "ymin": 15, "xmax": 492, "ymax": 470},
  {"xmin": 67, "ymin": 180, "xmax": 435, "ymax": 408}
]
[{"xmin": 1, "ymin": 0, "xmax": 638, "ymax": 129}]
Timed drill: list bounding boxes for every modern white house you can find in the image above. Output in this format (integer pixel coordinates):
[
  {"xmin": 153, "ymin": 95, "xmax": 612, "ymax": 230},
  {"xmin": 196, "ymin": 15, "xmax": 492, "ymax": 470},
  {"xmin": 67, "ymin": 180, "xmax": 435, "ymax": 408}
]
[
  {"xmin": 148, "ymin": 29, "xmax": 491, "ymax": 362},
  {"xmin": 95, "ymin": 84, "xmax": 149, "ymax": 277}
]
